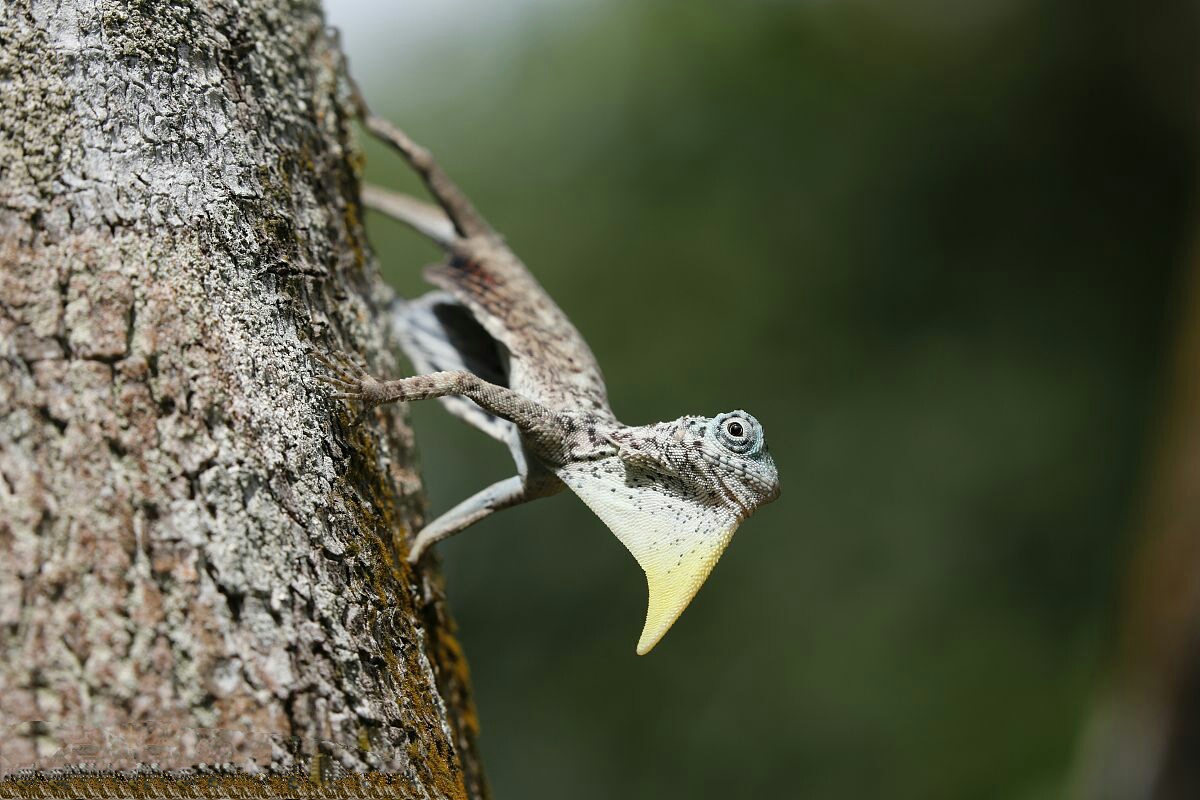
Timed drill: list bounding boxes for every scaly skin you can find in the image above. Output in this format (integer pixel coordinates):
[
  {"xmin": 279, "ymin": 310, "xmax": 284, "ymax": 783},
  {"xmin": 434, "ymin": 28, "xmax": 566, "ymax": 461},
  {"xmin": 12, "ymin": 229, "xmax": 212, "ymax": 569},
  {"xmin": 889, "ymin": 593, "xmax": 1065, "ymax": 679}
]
[{"xmin": 315, "ymin": 87, "xmax": 780, "ymax": 653}]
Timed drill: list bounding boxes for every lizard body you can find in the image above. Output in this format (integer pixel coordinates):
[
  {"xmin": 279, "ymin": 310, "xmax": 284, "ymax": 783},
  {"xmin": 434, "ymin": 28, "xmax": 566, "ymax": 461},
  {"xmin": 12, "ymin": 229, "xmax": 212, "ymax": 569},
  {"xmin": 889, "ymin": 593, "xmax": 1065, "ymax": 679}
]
[{"xmin": 318, "ymin": 93, "xmax": 780, "ymax": 654}]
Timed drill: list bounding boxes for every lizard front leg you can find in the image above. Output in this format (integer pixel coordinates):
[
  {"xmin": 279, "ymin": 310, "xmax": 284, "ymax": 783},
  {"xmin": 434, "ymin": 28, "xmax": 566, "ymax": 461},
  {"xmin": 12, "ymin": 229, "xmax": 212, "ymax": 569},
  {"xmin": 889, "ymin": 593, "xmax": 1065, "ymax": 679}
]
[{"xmin": 314, "ymin": 352, "xmax": 559, "ymax": 444}]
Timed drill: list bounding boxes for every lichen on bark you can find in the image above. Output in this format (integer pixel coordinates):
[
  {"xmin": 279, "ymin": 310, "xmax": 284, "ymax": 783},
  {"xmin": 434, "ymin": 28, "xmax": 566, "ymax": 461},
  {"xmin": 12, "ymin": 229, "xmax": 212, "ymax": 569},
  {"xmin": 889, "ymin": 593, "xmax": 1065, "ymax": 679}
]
[{"xmin": 0, "ymin": 1, "xmax": 483, "ymax": 797}]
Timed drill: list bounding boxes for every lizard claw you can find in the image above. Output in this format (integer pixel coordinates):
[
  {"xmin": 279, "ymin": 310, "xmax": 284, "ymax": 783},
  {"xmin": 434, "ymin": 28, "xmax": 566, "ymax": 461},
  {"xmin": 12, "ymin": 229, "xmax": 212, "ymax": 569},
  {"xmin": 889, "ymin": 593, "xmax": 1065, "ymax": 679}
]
[
  {"xmin": 312, "ymin": 350, "xmax": 398, "ymax": 413},
  {"xmin": 313, "ymin": 350, "xmax": 375, "ymax": 404}
]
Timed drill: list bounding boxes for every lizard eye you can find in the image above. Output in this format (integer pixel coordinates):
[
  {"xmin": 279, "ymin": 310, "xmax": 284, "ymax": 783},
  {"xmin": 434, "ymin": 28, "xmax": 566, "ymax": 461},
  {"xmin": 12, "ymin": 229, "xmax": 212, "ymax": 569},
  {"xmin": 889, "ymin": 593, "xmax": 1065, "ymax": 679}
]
[{"xmin": 712, "ymin": 412, "xmax": 762, "ymax": 455}]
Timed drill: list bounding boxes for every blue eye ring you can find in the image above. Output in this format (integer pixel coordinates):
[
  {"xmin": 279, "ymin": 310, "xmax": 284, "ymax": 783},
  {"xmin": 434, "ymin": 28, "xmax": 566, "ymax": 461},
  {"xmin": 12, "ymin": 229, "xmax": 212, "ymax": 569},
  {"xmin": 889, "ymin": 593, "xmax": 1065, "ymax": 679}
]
[{"xmin": 711, "ymin": 411, "xmax": 763, "ymax": 456}]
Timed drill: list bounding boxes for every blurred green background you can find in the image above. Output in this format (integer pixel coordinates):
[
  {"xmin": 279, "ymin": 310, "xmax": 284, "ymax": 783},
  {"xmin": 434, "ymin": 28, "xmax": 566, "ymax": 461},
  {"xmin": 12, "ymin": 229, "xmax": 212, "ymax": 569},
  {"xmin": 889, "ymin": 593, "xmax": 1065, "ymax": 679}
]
[{"xmin": 328, "ymin": 1, "xmax": 1197, "ymax": 797}]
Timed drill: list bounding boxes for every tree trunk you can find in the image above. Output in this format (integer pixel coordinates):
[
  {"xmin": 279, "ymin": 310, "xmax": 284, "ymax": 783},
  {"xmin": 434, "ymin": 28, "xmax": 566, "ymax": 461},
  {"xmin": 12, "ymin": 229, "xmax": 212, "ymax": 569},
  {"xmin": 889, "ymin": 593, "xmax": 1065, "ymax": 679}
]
[
  {"xmin": 1075, "ymin": 241, "xmax": 1200, "ymax": 800},
  {"xmin": 0, "ymin": 1, "xmax": 483, "ymax": 797}
]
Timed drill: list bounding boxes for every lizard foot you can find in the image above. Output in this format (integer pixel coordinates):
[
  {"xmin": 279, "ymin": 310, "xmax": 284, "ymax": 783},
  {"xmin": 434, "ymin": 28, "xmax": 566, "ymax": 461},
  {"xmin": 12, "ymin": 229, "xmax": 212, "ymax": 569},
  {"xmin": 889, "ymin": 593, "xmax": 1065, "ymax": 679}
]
[{"xmin": 312, "ymin": 350, "xmax": 390, "ymax": 408}]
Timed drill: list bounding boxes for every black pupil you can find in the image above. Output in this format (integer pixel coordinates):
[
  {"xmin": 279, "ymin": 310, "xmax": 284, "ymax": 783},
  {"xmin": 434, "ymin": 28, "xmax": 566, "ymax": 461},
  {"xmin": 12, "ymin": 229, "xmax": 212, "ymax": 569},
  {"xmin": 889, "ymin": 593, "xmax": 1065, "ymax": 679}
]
[{"xmin": 727, "ymin": 422, "xmax": 744, "ymax": 437}]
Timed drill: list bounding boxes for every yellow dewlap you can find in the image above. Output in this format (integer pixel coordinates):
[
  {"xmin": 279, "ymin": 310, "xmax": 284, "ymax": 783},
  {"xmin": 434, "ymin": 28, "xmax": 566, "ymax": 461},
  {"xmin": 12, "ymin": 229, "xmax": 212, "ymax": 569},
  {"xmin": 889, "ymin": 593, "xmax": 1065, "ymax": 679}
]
[{"xmin": 558, "ymin": 460, "xmax": 740, "ymax": 654}]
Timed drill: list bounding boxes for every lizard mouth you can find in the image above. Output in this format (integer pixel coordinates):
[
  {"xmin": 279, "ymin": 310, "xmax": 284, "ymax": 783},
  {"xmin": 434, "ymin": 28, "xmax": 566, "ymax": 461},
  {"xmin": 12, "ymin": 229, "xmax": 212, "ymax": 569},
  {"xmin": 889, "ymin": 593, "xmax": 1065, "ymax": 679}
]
[{"xmin": 695, "ymin": 446, "xmax": 779, "ymax": 508}]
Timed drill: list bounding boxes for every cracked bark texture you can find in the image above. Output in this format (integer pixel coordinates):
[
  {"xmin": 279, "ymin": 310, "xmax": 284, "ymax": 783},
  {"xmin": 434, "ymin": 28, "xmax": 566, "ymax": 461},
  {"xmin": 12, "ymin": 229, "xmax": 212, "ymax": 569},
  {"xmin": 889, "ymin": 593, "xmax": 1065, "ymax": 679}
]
[{"xmin": 0, "ymin": 1, "xmax": 484, "ymax": 797}]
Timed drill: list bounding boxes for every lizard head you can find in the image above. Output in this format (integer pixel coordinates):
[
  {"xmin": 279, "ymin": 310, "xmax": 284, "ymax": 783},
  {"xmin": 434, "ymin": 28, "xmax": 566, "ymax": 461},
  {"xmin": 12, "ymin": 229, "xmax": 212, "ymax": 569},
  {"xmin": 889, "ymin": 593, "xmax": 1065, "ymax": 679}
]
[
  {"xmin": 559, "ymin": 411, "xmax": 779, "ymax": 654},
  {"xmin": 606, "ymin": 411, "xmax": 780, "ymax": 512}
]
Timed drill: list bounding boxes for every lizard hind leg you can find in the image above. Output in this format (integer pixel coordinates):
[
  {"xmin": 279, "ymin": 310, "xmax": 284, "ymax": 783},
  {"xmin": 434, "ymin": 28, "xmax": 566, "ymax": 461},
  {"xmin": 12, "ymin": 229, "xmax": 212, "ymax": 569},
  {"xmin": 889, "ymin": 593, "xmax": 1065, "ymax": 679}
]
[{"xmin": 408, "ymin": 475, "xmax": 530, "ymax": 563}]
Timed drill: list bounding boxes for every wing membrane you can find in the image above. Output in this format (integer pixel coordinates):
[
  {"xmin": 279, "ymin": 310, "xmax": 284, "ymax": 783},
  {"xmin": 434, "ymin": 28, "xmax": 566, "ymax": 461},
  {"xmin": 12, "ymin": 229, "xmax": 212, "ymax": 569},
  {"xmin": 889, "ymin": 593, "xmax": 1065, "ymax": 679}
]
[{"xmin": 425, "ymin": 250, "xmax": 614, "ymax": 419}]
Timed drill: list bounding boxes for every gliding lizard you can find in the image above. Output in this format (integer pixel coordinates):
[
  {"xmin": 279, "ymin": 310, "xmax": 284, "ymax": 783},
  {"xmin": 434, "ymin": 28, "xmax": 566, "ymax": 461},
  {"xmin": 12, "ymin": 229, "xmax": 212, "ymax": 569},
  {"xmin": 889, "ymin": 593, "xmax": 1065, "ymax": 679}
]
[{"xmin": 316, "ymin": 91, "xmax": 781, "ymax": 655}]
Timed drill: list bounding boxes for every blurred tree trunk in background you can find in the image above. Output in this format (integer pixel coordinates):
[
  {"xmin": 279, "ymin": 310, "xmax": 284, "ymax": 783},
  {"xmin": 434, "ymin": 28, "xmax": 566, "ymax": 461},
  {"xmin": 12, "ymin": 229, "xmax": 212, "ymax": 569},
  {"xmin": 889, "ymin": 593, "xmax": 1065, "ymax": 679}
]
[
  {"xmin": 1077, "ymin": 239, "xmax": 1200, "ymax": 800},
  {"xmin": 0, "ymin": 1, "xmax": 483, "ymax": 796}
]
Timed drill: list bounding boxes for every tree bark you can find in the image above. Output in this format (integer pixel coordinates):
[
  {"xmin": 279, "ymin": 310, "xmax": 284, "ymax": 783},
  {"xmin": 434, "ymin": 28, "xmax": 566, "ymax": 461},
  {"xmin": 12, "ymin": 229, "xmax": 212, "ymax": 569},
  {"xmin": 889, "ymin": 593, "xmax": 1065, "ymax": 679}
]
[
  {"xmin": 1075, "ymin": 242, "xmax": 1200, "ymax": 800},
  {"xmin": 0, "ymin": 1, "xmax": 483, "ymax": 797}
]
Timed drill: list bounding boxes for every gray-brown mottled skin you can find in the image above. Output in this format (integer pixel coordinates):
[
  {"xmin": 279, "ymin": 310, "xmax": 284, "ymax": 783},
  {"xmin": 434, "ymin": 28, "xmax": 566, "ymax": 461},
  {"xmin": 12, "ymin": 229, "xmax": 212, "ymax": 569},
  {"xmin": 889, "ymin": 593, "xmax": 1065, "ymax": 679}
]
[
  {"xmin": 319, "ymin": 108, "xmax": 781, "ymax": 651},
  {"xmin": 0, "ymin": 1, "xmax": 484, "ymax": 796}
]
